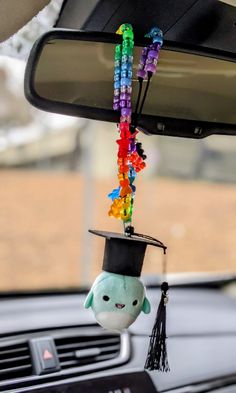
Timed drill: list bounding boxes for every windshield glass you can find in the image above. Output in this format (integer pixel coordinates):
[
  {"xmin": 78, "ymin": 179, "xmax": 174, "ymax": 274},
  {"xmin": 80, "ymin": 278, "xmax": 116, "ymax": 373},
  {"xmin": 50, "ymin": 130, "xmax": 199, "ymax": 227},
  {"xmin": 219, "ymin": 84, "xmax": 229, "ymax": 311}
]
[{"xmin": 0, "ymin": 55, "xmax": 235, "ymax": 292}]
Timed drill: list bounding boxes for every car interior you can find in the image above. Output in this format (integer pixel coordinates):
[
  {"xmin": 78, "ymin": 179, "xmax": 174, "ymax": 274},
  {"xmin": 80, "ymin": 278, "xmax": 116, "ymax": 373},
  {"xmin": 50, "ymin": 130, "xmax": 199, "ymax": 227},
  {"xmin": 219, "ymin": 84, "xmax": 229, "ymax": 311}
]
[{"xmin": 0, "ymin": 1, "xmax": 236, "ymax": 392}]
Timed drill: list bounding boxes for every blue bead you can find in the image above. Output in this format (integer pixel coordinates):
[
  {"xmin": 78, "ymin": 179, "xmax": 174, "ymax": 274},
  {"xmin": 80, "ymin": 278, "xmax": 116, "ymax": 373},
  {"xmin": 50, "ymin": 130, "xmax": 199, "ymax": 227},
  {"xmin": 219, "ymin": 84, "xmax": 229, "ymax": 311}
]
[
  {"xmin": 114, "ymin": 74, "xmax": 120, "ymax": 82},
  {"xmin": 114, "ymin": 81, "xmax": 121, "ymax": 89},
  {"xmin": 121, "ymin": 78, "xmax": 131, "ymax": 86},
  {"xmin": 121, "ymin": 70, "xmax": 132, "ymax": 78},
  {"xmin": 121, "ymin": 63, "xmax": 132, "ymax": 71},
  {"xmin": 108, "ymin": 187, "xmax": 121, "ymax": 200},
  {"xmin": 129, "ymin": 168, "xmax": 137, "ymax": 179},
  {"xmin": 153, "ymin": 36, "xmax": 163, "ymax": 45},
  {"xmin": 114, "ymin": 66, "xmax": 121, "ymax": 75}
]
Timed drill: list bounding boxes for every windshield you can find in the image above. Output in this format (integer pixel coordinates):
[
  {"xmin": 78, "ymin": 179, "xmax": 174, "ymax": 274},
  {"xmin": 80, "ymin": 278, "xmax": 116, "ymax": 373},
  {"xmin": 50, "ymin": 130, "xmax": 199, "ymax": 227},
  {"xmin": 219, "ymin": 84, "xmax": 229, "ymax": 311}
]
[{"xmin": 0, "ymin": 55, "xmax": 235, "ymax": 292}]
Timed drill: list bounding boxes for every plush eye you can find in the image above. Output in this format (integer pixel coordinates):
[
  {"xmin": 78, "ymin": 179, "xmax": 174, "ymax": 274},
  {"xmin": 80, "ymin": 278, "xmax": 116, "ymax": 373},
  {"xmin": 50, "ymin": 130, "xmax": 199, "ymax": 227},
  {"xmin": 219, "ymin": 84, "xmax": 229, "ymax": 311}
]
[
  {"xmin": 132, "ymin": 299, "xmax": 138, "ymax": 306},
  {"xmin": 103, "ymin": 295, "xmax": 110, "ymax": 302}
]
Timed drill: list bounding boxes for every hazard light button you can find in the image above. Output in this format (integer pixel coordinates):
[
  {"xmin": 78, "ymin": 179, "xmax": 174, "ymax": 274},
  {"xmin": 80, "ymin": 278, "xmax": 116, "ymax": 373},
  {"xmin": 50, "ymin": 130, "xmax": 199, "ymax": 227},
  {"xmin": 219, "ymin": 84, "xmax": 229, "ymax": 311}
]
[{"xmin": 29, "ymin": 337, "xmax": 61, "ymax": 375}]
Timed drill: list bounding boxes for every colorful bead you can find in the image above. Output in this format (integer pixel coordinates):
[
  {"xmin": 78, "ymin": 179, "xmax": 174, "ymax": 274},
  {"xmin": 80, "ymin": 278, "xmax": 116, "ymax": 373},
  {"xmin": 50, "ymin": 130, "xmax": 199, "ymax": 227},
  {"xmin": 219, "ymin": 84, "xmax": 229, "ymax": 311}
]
[
  {"xmin": 108, "ymin": 187, "xmax": 121, "ymax": 201},
  {"xmin": 109, "ymin": 23, "xmax": 147, "ymax": 224},
  {"xmin": 148, "ymin": 50, "xmax": 158, "ymax": 59},
  {"xmin": 120, "ymin": 93, "xmax": 131, "ymax": 101},
  {"xmin": 145, "ymin": 63, "xmax": 156, "ymax": 73},
  {"xmin": 121, "ymin": 107, "xmax": 132, "ymax": 116},
  {"xmin": 113, "ymin": 102, "xmax": 120, "ymax": 111},
  {"xmin": 114, "ymin": 81, "xmax": 120, "ymax": 89},
  {"xmin": 137, "ymin": 69, "xmax": 146, "ymax": 79}
]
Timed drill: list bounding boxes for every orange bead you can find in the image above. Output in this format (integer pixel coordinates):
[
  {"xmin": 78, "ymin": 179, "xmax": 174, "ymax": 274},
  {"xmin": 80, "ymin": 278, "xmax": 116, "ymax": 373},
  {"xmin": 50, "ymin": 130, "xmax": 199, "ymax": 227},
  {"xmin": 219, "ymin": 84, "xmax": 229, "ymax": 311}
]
[
  {"xmin": 119, "ymin": 179, "xmax": 129, "ymax": 187},
  {"xmin": 120, "ymin": 186, "xmax": 132, "ymax": 197},
  {"xmin": 118, "ymin": 173, "xmax": 128, "ymax": 181}
]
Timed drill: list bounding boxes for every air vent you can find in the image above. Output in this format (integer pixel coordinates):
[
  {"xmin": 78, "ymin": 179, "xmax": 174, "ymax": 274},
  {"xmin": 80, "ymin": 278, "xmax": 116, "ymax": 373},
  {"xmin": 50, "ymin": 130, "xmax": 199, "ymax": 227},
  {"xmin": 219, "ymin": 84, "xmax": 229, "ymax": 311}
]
[
  {"xmin": 0, "ymin": 327, "xmax": 130, "ymax": 391},
  {"xmin": 0, "ymin": 341, "xmax": 32, "ymax": 382},
  {"xmin": 55, "ymin": 331, "xmax": 123, "ymax": 370}
]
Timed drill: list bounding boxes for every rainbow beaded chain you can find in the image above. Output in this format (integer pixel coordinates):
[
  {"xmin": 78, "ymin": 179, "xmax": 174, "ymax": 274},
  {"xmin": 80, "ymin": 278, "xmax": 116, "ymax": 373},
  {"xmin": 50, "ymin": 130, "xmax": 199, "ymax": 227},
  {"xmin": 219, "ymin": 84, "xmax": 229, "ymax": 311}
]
[
  {"xmin": 108, "ymin": 24, "xmax": 146, "ymax": 224},
  {"xmin": 137, "ymin": 27, "xmax": 163, "ymax": 80}
]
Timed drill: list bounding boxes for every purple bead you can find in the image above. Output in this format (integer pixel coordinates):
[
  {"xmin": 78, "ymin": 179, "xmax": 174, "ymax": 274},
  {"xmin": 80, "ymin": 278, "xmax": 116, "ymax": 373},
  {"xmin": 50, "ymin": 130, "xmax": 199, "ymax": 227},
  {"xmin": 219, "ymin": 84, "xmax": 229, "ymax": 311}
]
[
  {"xmin": 130, "ymin": 139, "xmax": 136, "ymax": 152},
  {"xmin": 137, "ymin": 69, "xmax": 146, "ymax": 79},
  {"xmin": 114, "ymin": 88, "xmax": 120, "ymax": 96},
  {"xmin": 126, "ymin": 101, "xmax": 132, "ymax": 108},
  {"xmin": 142, "ymin": 47, "xmax": 148, "ymax": 56},
  {"xmin": 120, "ymin": 93, "xmax": 131, "ymax": 100},
  {"xmin": 145, "ymin": 63, "xmax": 156, "ymax": 73},
  {"xmin": 148, "ymin": 50, "xmax": 158, "ymax": 59},
  {"xmin": 138, "ymin": 63, "xmax": 145, "ymax": 70},
  {"xmin": 113, "ymin": 96, "xmax": 119, "ymax": 103},
  {"xmin": 121, "ymin": 85, "xmax": 132, "ymax": 93},
  {"xmin": 140, "ymin": 55, "xmax": 147, "ymax": 65},
  {"xmin": 121, "ymin": 107, "xmax": 132, "ymax": 116},
  {"xmin": 120, "ymin": 100, "xmax": 126, "ymax": 108},
  {"xmin": 113, "ymin": 102, "xmax": 120, "ymax": 110},
  {"xmin": 152, "ymin": 43, "xmax": 161, "ymax": 51},
  {"xmin": 146, "ymin": 58, "xmax": 157, "ymax": 66}
]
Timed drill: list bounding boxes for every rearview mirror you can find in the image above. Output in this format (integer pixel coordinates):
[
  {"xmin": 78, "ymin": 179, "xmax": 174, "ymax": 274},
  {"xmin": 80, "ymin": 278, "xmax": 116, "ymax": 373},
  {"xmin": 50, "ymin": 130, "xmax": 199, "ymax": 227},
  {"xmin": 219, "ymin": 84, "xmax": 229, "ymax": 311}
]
[{"xmin": 25, "ymin": 29, "xmax": 236, "ymax": 138}]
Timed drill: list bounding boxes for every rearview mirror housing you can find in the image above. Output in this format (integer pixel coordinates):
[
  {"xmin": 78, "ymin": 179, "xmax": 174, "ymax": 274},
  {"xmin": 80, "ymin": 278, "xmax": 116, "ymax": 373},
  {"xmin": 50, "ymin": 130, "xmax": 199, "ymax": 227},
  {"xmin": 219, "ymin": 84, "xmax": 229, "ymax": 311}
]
[{"xmin": 25, "ymin": 29, "xmax": 236, "ymax": 139}]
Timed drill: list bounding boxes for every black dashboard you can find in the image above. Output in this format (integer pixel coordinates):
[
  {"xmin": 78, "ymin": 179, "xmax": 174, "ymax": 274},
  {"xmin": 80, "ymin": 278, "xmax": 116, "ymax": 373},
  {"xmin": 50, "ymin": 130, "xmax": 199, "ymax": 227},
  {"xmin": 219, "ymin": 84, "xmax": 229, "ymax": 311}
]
[{"xmin": 0, "ymin": 285, "xmax": 235, "ymax": 392}]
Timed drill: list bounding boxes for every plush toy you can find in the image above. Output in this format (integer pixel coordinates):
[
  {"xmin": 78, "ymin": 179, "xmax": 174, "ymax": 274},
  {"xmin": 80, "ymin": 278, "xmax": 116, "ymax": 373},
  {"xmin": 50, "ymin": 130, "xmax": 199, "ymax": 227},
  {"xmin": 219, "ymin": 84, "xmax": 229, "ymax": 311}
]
[
  {"xmin": 84, "ymin": 228, "xmax": 166, "ymax": 331},
  {"xmin": 84, "ymin": 271, "xmax": 150, "ymax": 330}
]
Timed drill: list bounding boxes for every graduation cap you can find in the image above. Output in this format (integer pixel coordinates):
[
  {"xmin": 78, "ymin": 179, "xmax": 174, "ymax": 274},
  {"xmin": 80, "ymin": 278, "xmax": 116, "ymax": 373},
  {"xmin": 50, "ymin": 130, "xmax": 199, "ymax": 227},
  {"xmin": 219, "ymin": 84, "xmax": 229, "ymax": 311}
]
[{"xmin": 89, "ymin": 228, "xmax": 166, "ymax": 278}]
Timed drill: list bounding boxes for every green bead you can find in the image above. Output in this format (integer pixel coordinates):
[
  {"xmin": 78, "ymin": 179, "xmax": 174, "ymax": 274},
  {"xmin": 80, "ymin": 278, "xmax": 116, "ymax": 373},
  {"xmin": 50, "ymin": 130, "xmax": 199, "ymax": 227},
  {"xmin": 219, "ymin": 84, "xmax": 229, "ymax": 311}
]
[
  {"xmin": 123, "ymin": 31, "xmax": 134, "ymax": 40},
  {"xmin": 119, "ymin": 23, "xmax": 134, "ymax": 40},
  {"xmin": 115, "ymin": 44, "xmax": 122, "ymax": 54},
  {"xmin": 123, "ymin": 40, "xmax": 134, "ymax": 49},
  {"xmin": 122, "ymin": 47, "xmax": 133, "ymax": 55}
]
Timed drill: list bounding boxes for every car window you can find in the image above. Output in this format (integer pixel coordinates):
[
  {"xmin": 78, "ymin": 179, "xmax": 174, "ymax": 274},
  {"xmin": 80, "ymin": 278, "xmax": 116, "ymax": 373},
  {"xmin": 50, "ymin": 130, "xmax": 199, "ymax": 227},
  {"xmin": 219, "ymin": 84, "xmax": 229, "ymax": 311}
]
[{"xmin": 0, "ymin": 55, "xmax": 235, "ymax": 292}]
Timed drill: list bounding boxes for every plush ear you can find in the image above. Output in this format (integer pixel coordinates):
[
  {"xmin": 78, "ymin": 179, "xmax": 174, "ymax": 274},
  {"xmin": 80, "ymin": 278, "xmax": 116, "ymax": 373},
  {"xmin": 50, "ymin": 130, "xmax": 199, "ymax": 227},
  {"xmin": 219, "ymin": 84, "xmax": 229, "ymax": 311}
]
[
  {"xmin": 142, "ymin": 297, "xmax": 151, "ymax": 314},
  {"xmin": 84, "ymin": 290, "xmax": 94, "ymax": 309}
]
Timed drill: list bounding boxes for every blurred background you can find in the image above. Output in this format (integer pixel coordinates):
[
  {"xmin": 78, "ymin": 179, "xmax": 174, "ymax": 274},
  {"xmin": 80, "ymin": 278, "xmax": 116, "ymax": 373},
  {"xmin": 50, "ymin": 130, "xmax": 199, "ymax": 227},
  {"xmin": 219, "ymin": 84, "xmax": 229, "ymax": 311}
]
[{"xmin": 0, "ymin": 54, "xmax": 235, "ymax": 292}]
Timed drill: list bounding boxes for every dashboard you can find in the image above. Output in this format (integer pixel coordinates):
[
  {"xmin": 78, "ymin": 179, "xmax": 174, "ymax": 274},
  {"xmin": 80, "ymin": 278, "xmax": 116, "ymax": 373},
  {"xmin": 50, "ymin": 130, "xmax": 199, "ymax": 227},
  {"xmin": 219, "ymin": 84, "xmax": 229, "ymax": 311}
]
[{"xmin": 0, "ymin": 285, "xmax": 235, "ymax": 392}]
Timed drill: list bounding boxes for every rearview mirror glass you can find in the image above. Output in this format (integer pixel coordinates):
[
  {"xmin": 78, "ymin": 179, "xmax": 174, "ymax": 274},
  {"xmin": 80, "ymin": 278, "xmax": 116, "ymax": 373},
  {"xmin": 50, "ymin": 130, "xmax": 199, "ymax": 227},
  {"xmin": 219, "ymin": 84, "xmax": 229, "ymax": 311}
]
[{"xmin": 25, "ymin": 30, "xmax": 236, "ymax": 138}]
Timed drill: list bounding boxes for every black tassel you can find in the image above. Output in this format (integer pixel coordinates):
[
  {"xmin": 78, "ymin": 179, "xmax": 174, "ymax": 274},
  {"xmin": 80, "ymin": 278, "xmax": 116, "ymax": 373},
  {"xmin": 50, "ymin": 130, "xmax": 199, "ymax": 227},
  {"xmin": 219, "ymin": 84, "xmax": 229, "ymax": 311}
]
[{"xmin": 145, "ymin": 281, "xmax": 170, "ymax": 372}]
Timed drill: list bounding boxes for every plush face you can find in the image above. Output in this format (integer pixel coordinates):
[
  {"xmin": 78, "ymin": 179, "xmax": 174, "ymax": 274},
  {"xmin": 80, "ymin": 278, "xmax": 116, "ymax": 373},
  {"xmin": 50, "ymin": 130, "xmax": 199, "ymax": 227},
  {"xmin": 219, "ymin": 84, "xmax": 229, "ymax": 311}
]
[{"xmin": 84, "ymin": 272, "xmax": 151, "ymax": 330}]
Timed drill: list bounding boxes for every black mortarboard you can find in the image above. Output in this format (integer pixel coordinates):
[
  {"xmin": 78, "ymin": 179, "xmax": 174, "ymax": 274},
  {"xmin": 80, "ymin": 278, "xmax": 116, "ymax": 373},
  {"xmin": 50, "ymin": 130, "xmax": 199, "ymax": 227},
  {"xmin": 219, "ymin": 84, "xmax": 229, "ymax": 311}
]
[{"xmin": 89, "ymin": 228, "xmax": 166, "ymax": 277}]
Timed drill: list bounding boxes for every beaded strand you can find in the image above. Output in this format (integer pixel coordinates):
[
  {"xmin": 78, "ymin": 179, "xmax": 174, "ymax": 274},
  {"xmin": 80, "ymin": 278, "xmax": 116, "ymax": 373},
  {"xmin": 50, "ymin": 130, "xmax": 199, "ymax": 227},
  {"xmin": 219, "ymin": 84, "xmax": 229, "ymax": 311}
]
[
  {"xmin": 137, "ymin": 27, "xmax": 163, "ymax": 80},
  {"xmin": 108, "ymin": 24, "xmax": 146, "ymax": 224}
]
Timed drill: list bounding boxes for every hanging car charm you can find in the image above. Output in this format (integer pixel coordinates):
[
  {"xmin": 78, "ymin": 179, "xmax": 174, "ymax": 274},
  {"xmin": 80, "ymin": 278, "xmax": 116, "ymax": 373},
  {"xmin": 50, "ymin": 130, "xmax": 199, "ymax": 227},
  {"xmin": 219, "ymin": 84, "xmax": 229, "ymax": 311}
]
[{"xmin": 84, "ymin": 24, "xmax": 170, "ymax": 372}]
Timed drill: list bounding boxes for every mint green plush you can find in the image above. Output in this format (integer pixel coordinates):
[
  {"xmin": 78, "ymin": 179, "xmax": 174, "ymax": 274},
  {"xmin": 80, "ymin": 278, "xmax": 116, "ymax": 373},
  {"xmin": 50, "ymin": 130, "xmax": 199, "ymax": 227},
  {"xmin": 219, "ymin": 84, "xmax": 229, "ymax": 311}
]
[{"xmin": 84, "ymin": 271, "xmax": 151, "ymax": 330}]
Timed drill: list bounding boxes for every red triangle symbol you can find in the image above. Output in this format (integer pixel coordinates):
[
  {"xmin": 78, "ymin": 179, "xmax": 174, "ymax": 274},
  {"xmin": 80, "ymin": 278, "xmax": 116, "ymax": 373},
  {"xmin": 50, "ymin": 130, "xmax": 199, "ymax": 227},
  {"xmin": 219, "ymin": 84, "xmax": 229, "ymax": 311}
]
[{"xmin": 43, "ymin": 349, "xmax": 53, "ymax": 360}]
